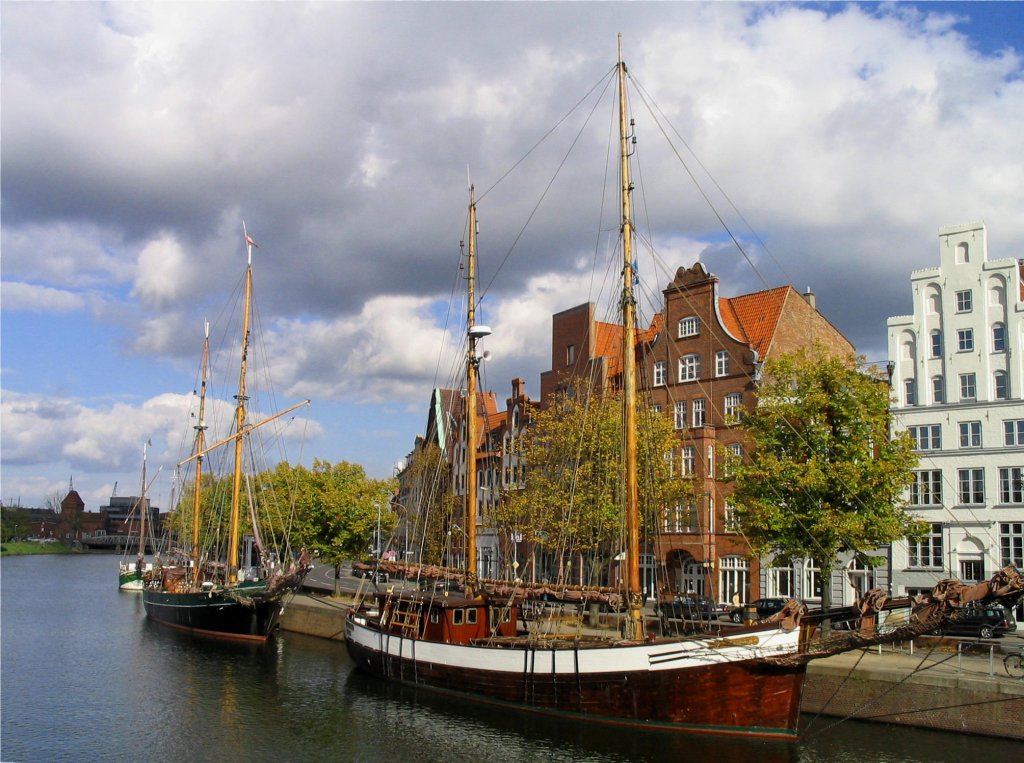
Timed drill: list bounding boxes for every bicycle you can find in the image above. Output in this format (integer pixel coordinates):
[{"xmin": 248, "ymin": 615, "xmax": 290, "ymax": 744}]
[{"xmin": 1004, "ymin": 647, "xmax": 1024, "ymax": 679}]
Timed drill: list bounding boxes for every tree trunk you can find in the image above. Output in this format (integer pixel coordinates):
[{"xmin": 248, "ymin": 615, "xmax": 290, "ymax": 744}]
[
  {"xmin": 333, "ymin": 563, "xmax": 342, "ymax": 597},
  {"xmin": 820, "ymin": 560, "xmax": 833, "ymax": 640}
]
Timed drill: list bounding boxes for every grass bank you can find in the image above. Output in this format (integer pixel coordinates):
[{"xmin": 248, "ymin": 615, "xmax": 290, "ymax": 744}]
[{"xmin": 0, "ymin": 541, "xmax": 77, "ymax": 556}]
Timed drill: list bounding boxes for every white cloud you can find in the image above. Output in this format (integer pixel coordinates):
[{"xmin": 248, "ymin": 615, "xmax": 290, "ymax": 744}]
[
  {"xmin": 132, "ymin": 234, "xmax": 194, "ymax": 308},
  {"xmin": 1, "ymin": 281, "xmax": 86, "ymax": 313}
]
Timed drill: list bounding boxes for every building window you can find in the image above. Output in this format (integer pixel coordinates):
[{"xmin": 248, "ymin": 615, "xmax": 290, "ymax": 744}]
[
  {"xmin": 908, "ymin": 523, "xmax": 943, "ymax": 568},
  {"xmin": 803, "ymin": 560, "xmax": 823, "ymax": 601},
  {"xmin": 958, "ymin": 468, "xmax": 985, "ymax": 505},
  {"xmin": 993, "ymin": 323, "xmax": 1007, "ymax": 352},
  {"xmin": 910, "ymin": 470, "xmax": 942, "ymax": 506},
  {"xmin": 957, "ymin": 328, "xmax": 974, "ymax": 352},
  {"xmin": 679, "ymin": 354, "xmax": 700, "ymax": 382},
  {"xmin": 994, "ymin": 371, "xmax": 1009, "ymax": 400},
  {"xmin": 766, "ymin": 565, "xmax": 793, "ymax": 598},
  {"xmin": 724, "ymin": 392, "xmax": 742, "ymax": 422},
  {"xmin": 908, "ymin": 424, "xmax": 941, "ymax": 451},
  {"xmin": 719, "ymin": 557, "xmax": 750, "ymax": 605},
  {"xmin": 652, "ymin": 404, "xmax": 662, "ymax": 414},
  {"xmin": 1001, "ymin": 522, "xmax": 1024, "ymax": 568},
  {"xmin": 653, "ymin": 360, "xmax": 666, "ymax": 386},
  {"xmin": 1004, "ymin": 419, "xmax": 1024, "ymax": 446},
  {"xmin": 956, "ymin": 242, "xmax": 969, "ymax": 263},
  {"xmin": 723, "ymin": 443, "xmax": 743, "ymax": 478},
  {"xmin": 955, "ymin": 289, "xmax": 973, "ymax": 313},
  {"xmin": 664, "ymin": 503, "xmax": 689, "ymax": 533},
  {"xmin": 692, "ymin": 398, "xmax": 706, "ymax": 427},
  {"xmin": 932, "ymin": 376, "xmax": 944, "ymax": 404},
  {"xmin": 723, "ymin": 501, "xmax": 738, "ymax": 532},
  {"xmin": 959, "ymin": 373, "xmax": 976, "ymax": 400},
  {"xmin": 998, "ymin": 467, "xmax": 1024, "ymax": 504},
  {"xmin": 715, "ymin": 351, "xmax": 730, "ymax": 377},
  {"xmin": 566, "ymin": 344, "xmax": 576, "ymax": 365},
  {"xmin": 678, "ymin": 316, "xmax": 699, "ymax": 338},
  {"xmin": 674, "ymin": 401, "xmax": 687, "ymax": 430},
  {"xmin": 681, "ymin": 446, "xmax": 696, "ymax": 475},
  {"xmin": 930, "ymin": 330, "xmax": 942, "ymax": 358},
  {"xmin": 904, "ymin": 378, "xmax": 916, "ymax": 406},
  {"xmin": 959, "ymin": 421, "xmax": 981, "ymax": 448}
]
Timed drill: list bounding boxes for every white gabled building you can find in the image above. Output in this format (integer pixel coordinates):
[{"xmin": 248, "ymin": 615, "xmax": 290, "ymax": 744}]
[{"xmin": 887, "ymin": 221, "xmax": 1024, "ymax": 619}]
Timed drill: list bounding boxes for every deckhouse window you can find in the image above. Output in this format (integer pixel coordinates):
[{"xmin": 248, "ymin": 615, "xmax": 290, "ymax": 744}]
[
  {"xmin": 678, "ymin": 316, "xmax": 699, "ymax": 338},
  {"xmin": 452, "ymin": 609, "xmax": 464, "ymax": 625},
  {"xmin": 466, "ymin": 608, "xmax": 478, "ymax": 625}
]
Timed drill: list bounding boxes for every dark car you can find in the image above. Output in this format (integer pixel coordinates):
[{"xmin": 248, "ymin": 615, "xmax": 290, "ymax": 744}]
[
  {"xmin": 934, "ymin": 604, "xmax": 1016, "ymax": 639},
  {"xmin": 661, "ymin": 595, "xmax": 716, "ymax": 621},
  {"xmin": 728, "ymin": 597, "xmax": 789, "ymax": 624},
  {"xmin": 350, "ymin": 560, "xmax": 389, "ymax": 583}
]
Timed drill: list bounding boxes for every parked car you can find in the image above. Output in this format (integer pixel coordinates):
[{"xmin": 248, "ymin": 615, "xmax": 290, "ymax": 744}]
[
  {"xmin": 350, "ymin": 560, "xmax": 389, "ymax": 583},
  {"xmin": 728, "ymin": 597, "xmax": 789, "ymax": 624},
  {"xmin": 933, "ymin": 604, "xmax": 1016, "ymax": 639},
  {"xmin": 661, "ymin": 595, "xmax": 716, "ymax": 621}
]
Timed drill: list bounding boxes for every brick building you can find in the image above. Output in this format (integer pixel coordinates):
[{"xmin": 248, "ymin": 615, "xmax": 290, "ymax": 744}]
[{"xmin": 539, "ymin": 263, "xmax": 855, "ymax": 604}]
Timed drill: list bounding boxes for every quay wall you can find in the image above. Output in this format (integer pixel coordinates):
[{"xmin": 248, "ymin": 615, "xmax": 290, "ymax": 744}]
[{"xmin": 279, "ymin": 593, "xmax": 1024, "ymax": 739}]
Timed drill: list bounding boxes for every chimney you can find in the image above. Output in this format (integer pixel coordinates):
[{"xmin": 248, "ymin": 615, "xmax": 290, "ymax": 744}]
[{"xmin": 803, "ymin": 287, "xmax": 816, "ymax": 310}]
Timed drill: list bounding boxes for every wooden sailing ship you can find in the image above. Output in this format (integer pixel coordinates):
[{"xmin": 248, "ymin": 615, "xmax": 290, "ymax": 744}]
[
  {"xmin": 142, "ymin": 227, "xmax": 310, "ymax": 641},
  {"xmin": 345, "ymin": 38, "xmax": 1023, "ymax": 738}
]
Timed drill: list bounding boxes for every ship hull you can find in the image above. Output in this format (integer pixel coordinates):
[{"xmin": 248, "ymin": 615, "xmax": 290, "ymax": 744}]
[
  {"xmin": 119, "ymin": 570, "xmax": 143, "ymax": 591},
  {"xmin": 345, "ymin": 614, "xmax": 805, "ymax": 738},
  {"xmin": 142, "ymin": 587, "xmax": 283, "ymax": 642}
]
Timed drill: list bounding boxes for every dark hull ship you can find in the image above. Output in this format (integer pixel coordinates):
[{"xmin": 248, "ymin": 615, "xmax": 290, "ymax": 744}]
[{"xmin": 143, "ymin": 228, "xmax": 309, "ymax": 642}]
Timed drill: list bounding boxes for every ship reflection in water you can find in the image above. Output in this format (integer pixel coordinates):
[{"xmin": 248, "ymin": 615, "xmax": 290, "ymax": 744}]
[{"xmin": 1, "ymin": 555, "xmax": 1020, "ymax": 763}]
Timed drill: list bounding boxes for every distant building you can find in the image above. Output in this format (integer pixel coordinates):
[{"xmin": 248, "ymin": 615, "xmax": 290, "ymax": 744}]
[{"xmin": 887, "ymin": 221, "xmax": 1024, "ymax": 620}]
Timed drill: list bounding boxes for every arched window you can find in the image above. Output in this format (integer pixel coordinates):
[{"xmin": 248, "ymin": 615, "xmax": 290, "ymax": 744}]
[{"xmin": 956, "ymin": 242, "xmax": 969, "ymax": 263}]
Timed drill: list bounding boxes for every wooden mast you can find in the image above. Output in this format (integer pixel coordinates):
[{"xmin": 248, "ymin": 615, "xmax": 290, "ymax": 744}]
[
  {"xmin": 228, "ymin": 225, "xmax": 254, "ymax": 584},
  {"xmin": 618, "ymin": 34, "xmax": 643, "ymax": 639},
  {"xmin": 136, "ymin": 440, "xmax": 149, "ymax": 566},
  {"xmin": 465, "ymin": 186, "xmax": 479, "ymax": 595},
  {"xmin": 190, "ymin": 322, "xmax": 210, "ymax": 584}
]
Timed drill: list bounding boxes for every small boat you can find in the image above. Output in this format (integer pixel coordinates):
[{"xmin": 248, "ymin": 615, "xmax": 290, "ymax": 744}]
[
  {"xmin": 142, "ymin": 227, "xmax": 311, "ymax": 641},
  {"xmin": 118, "ymin": 441, "xmax": 156, "ymax": 591},
  {"xmin": 346, "ymin": 37, "xmax": 1024, "ymax": 738}
]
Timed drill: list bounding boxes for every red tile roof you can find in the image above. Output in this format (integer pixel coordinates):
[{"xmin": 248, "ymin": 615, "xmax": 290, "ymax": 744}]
[{"xmin": 723, "ymin": 286, "xmax": 791, "ymax": 358}]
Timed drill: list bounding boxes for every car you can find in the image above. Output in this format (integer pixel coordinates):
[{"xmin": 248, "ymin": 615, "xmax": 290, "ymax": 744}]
[
  {"xmin": 661, "ymin": 594, "xmax": 716, "ymax": 621},
  {"xmin": 350, "ymin": 560, "xmax": 389, "ymax": 583},
  {"xmin": 728, "ymin": 597, "xmax": 789, "ymax": 624},
  {"xmin": 933, "ymin": 604, "xmax": 1015, "ymax": 639}
]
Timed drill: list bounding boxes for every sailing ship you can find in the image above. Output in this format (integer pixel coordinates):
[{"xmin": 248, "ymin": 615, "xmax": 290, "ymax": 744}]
[
  {"xmin": 118, "ymin": 441, "xmax": 157, "ymax": 591},
  {"xmin": 345, "ymin": 38, "xmax": 1023, "ymax": 738},
  {"xmin": 142, "ymin": 227, "xmax": 311, "ymax": 641}
]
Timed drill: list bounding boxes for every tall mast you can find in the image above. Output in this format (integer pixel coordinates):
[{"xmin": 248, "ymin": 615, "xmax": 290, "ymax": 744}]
[
  {"xmin": 137, "ymin": 440, "xmax": 149, "ymax": 564},
  {"xmin": 191, "ymin": 321, "xmax": 210, "ymax": 584},
  {"xmin": 465, "ymin": 187, "xmax": 480, "ymax": 595},
  {"xmin": 228, "ymin": 226, "xmax": 254, "ymax": 584},
  {"xmin": 618, "ymin": 35, "xmax": 643, "ymax": 639}
]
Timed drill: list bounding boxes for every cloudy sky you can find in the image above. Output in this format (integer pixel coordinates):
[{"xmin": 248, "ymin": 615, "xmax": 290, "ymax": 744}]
[{"xmin": 2, "ymin": 1, "xmax": 1022, "ymax": 511}]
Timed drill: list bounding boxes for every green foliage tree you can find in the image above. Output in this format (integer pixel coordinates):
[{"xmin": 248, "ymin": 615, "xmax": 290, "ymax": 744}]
[
  {"xmin": 495, "ymin": 378, "xmax": 694, "ymax": 586},
  {"xmin": 268, "ymin": 459, "xmax": 396, "ymax": 595},
  {"xmin": 726, "ymin": 347, "xmax": 921, "ymax": 621},
  {"xmin": 400, "ymin": 442, "xmax": 451, "ymax": 566},
  {"xmin": 1, "ymin": 505, "xmax": 30, "ymax": 542}
]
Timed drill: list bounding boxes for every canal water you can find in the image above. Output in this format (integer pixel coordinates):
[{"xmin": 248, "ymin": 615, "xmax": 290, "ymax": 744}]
[{"xmin": 2, "ymin": 554, "xmax": 1020, "ymax": 762}]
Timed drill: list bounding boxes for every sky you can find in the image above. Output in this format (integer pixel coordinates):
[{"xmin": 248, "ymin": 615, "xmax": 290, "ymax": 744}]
[{"xmin": 2, "ymin": 1, "xmax": 1023, "ymax": 511}]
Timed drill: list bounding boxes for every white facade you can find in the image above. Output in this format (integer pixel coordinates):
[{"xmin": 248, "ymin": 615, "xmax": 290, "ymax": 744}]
[{"xmin": 887, "ymin": 221, "xmax": 1024, "ymax": 617}]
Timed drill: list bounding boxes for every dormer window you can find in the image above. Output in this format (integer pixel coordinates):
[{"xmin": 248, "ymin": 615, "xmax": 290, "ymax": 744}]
[{"xmin": 678, "ymin": 316, "xmax": 699, "ymax": 338}]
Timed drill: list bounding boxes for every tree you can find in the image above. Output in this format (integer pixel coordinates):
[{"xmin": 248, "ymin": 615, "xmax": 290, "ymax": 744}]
[
  {"xmin": 495, "ymin": 378, "xmax": 694, "ymax": 586},
  {"xmin": 267, "ymin": 459, "xmax": 396, "ymax": 595},
  {"xmin": 726, "ymin": 346, "xmax": 921, "ymax": 625},
  {"xmin": 1, "ymin": 505, "xmax": 30, "ymax": 542},
  {"xmin": 400, "ymin": 442, "xmax": 451, "ymax": 566}
]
